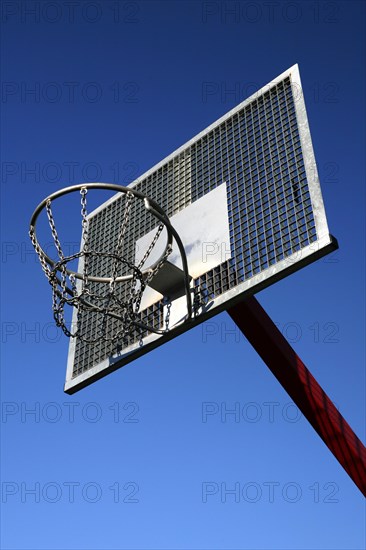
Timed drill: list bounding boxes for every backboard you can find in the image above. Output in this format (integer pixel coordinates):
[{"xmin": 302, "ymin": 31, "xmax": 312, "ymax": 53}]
[{"xmin": 64, "ymin": 64, "xmax": 337, "ymax": 393}]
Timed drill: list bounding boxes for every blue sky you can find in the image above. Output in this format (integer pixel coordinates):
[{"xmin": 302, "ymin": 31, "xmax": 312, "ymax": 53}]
[{"xmin": 1, "ymin": 1, "xmax": 365, "ymax": 549}]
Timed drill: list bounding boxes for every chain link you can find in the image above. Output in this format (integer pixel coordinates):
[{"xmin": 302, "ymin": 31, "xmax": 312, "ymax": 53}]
[
  {"xmin": 80, "ymin": 187, "xmax": 90, "ymax": 290},
  {"xmin": 45, "ymin": 199, "xmax": 70, "ymax": 327},
  {"xmin": 110, "ymin": 191, "xmax": 133, "ymax": 286},
  {"xmin": 164, "ymin": 299, "xmax": 172, "ymax": 331},
  {"xmin": 137, "ymin": 222, "xmax": 165, "ymax": 270},
  {"xmin": 29, "ymin": 227, "xmax": 51, "ymax": 278},
  {"xmin": 46, "ymin": 200, "xmax": 64, "ymax": 260}
]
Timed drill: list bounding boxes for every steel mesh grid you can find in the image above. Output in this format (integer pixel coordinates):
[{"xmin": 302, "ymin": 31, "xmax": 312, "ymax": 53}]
[{"xmin": 72, "ymin": 76, "xmax": 316, "ymax": 377}]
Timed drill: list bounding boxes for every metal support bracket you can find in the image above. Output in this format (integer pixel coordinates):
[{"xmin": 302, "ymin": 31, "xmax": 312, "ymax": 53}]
[{"xmin": 148, "ymin": 260, "xmax": 192, "ymax": 301}]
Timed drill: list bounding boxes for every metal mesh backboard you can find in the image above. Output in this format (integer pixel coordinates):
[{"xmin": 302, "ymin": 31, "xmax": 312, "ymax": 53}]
[{"xmin": 65, "ymin": 65, "xmax": 337, "ymax": 393}]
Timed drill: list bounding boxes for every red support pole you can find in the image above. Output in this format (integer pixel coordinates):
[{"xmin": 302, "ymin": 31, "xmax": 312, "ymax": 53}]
[{"xmin": 228, "ymin": 296, "xmax": 366, "ymax": 496}]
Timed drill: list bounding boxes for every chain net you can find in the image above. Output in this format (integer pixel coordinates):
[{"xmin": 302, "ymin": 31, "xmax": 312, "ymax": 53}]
[{"xmin": 29, "ymin": 188, "xmax": 172, "ymax": 344}]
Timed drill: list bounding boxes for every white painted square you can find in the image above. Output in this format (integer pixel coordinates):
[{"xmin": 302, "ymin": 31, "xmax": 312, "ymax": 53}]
[{"xmin": 135, "ymin": 182, "xmax": 231, "ymax": 310}]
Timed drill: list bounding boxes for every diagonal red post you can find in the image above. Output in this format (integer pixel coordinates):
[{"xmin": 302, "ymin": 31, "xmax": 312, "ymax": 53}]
[{"xmin": 228, "ymin": 296, "xmax": 366, "ymax": 496}]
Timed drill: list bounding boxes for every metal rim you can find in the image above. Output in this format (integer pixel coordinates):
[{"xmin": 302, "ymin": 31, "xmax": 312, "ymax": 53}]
[{"xmin": 29, "ymin": 183, "xmax": 174, "ymax": 283}]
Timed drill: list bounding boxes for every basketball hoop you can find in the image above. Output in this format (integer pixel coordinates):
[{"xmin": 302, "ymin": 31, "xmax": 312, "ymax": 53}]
[{"xmin": 29, "ymin": 183, "xmax": 192, "ymax": 343}]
